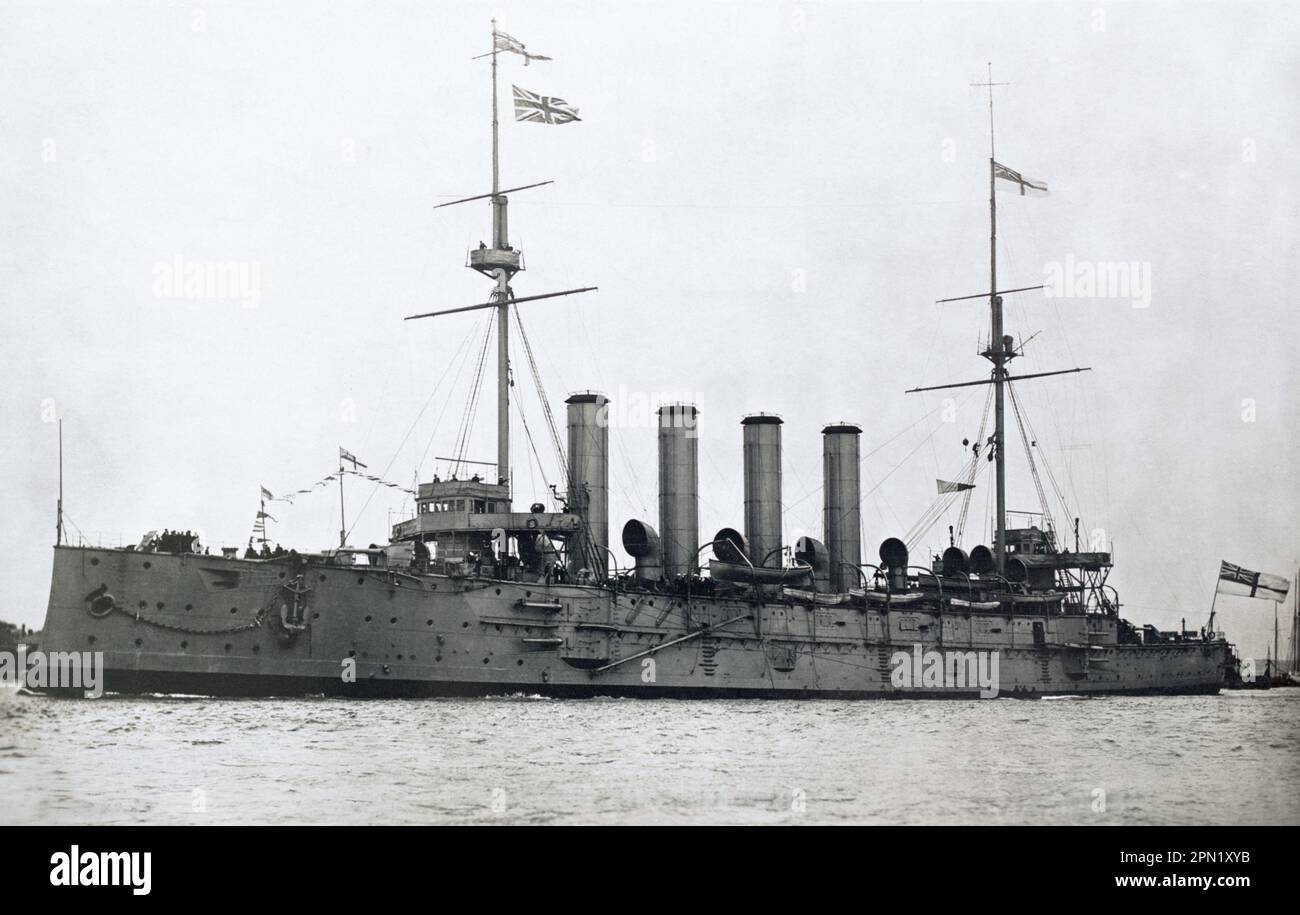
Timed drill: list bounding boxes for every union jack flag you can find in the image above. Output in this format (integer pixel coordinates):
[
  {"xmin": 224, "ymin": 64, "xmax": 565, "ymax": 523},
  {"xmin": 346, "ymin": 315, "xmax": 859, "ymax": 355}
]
[{"xmin": 512, "ymin": 85, "xmax": 580, "ymax": 125}]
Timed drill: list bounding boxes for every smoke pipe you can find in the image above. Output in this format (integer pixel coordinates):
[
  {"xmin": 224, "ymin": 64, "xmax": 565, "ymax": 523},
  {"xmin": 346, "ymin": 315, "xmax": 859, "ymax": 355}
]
[
  {"xmin": 822, "ymin": 423, "xmax": 862, "ymax": 592},
  {"xmin": 741, "ymin": 414, "xmax": 783, "ymax": 569},
  {"xmin": 657, "ymin": 403, "xmax": 699, "ymax": 578},
  {"xmin": 565, "ymin": 392, "xmax": 609, "ymax": 576}
]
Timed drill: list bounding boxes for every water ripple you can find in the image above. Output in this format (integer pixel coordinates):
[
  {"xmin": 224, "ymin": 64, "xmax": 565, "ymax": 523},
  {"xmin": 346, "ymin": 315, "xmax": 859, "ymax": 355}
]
[{"xmin": 0, "ymin": 689, "xmax": 1296, "ymax": 825}]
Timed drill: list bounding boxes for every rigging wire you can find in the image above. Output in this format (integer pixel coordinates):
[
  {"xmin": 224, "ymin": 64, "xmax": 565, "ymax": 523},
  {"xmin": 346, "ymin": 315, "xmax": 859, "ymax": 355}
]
[
  {"xmin": 449, "ymin": 306, "xmax": 497, "ymax": 475},
  {"xmin": 416, "ymin": 318, "xmax": 488, "ymax": 475},
  {"xmin": 513, "ymin": 303, "xmax": 568, "ymax": 488},
  {"xmin": 785, "ymin": 398, "xmax": 960, "ymax": 517},
  {"xmin": 341, "ymin": 318, "xmax": 482, "ymax": 545},
  {"xmin": 572, "ymin": 299, "xmax": 651, "ymax": 517},
  {"xmin": 903, "ymin": 447, "xmax": 988, "ymax": 553},
  {"xmin": 1007, "ymin": 380, "xmax": 1055, "ymax": 533},
  {"xmin": 1012, "ymin": 379, "xmax": 1085, "ymax": 537},
  {"xmin": 513, "ymin": 394, "xmax": 550, "ymax": 499},
  {"xmin": 955, "ymin": 384, "xmax": 994, "ymax": 543}
]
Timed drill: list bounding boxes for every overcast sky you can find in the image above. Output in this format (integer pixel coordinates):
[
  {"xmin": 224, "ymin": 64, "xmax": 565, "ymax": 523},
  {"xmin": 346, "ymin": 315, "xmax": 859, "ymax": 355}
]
[{"xmin": 2, "ymin": 1, "xmax": 1296, "ymax": 656}]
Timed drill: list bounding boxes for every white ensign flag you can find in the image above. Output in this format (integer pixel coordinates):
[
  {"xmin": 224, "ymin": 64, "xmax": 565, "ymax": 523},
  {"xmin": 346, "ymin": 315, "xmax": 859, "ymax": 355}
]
[{"xmin": 1217, "ymin": 561, "xmax": 1290, "ymax": 602}]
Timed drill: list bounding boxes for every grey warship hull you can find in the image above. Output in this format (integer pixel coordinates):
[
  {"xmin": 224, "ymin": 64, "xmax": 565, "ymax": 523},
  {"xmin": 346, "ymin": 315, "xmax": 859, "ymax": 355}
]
[
  {"xmin": 35, "ymin": 38, "xmax": 1236, "ymax": 702},
  {"xmin": 40, "ymin": 546, "xmax": 1229, "ymax": 699}
]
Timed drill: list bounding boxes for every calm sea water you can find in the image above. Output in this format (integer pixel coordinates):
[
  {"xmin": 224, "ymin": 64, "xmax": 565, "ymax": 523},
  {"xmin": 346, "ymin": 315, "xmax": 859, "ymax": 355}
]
[{"xmin": 1, "ymin": 688, "xmax": 1297, "ymax": 825}]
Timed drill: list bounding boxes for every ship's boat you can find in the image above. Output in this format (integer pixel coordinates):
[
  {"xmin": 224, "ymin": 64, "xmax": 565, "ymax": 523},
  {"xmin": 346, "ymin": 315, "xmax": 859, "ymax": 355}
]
[{"xmin": 37, "ymin": 34, "xmax": 1231, "ymax": 698}]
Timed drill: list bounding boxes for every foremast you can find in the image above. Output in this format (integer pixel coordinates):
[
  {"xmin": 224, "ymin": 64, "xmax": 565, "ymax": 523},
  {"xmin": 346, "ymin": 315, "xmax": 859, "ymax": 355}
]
[
  {"xmin": 400, "ymin": 22, "xmax": 597, "ymax": 570},
  {"xmin": 419, "ymin": 19, "xmax": 526, "ymax": 495},
  {"xmin": 488, "ymin": 19, "xmax": 512, "ymax": 492}
]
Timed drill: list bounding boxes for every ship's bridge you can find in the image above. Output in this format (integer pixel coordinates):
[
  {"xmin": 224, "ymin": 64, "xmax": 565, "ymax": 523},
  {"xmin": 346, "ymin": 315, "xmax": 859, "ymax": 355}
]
[
  {"xmin": 1002, "ymin": 525, "xmax": 1056, "ymax": 555},
  {"xmin": 993, "ymin": 524, "xmax": 1114, "ymax": 612},
  {"xmin": 999, "ymin": 525, "xmax": 1111, "ymax": 569},
  {"xmin": 415, "ymin": 478, "xmax": 512, "ymax": 516},
  {"xmin": 390, "ymin": 477, "xmax": 582, "ymax": 564}
]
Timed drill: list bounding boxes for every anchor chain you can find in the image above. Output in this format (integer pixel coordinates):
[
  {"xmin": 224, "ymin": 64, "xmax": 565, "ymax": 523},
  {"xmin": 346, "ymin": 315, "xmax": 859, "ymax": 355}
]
[
  {"xmin": 124, "ymin": 603, "xmax": 265, "ymax": 635},
  {"xmin": 85, "ymin": 584, "xmax": 269, "ymax": 635}
]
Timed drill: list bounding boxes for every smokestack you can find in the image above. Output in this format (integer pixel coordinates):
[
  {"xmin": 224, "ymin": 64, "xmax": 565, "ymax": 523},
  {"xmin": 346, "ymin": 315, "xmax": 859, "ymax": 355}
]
[
  {"xmin": 822, "ymin": 423, "xmax": 862, "ymax": 592},
  {"xmin": 657, "ymin": 403, "xmax": 699, "ymax": 578},
  {"xmin": 741, "ymin": 414, "xmax": 783, "ymax": 568},
  {"xmin": 566, "ymin": 392, "xmax": 609, "ymax": 576}
]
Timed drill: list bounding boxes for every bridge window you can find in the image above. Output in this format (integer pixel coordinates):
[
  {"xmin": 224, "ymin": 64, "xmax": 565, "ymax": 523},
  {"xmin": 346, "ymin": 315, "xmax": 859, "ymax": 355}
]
[{"xmin": 474, "ymin": 500, "xmax": 486, "ymax": 513}]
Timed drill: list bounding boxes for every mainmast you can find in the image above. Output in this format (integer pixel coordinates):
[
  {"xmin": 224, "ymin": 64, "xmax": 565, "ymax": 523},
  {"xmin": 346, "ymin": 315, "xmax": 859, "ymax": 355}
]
[
  {"xmin": 1293, "ymin": 567, "xmax": 1299, "ymax": 674},
  {"xmin": 906, "ymin": 65, "xmax": 1088, "ymax": 578},
  {"xmin": 56, "ymin": 418, "xmax": 64, "ymax": 546},
  {"xmin": 979, "ymin": 63, "xmax": 1011, "ymax": 573}
]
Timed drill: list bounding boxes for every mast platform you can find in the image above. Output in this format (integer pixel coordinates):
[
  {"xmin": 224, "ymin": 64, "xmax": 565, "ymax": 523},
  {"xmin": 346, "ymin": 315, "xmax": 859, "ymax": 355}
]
[{"xmin": 469, "ymin": 246, "xmax": 522, "ymax": 276}]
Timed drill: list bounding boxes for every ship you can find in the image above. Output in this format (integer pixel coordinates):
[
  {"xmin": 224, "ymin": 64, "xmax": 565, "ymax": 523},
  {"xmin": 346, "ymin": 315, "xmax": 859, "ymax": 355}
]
[{"xmin": 37, "ymin": 34, "xmax": 1231, "ymax": 699}]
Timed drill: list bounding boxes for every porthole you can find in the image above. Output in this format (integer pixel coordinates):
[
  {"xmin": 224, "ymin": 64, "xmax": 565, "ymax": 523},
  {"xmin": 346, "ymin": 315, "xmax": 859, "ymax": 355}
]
[{"xmin": 90, "ymin": 558, "xmax": 100, "ymax": 566}]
